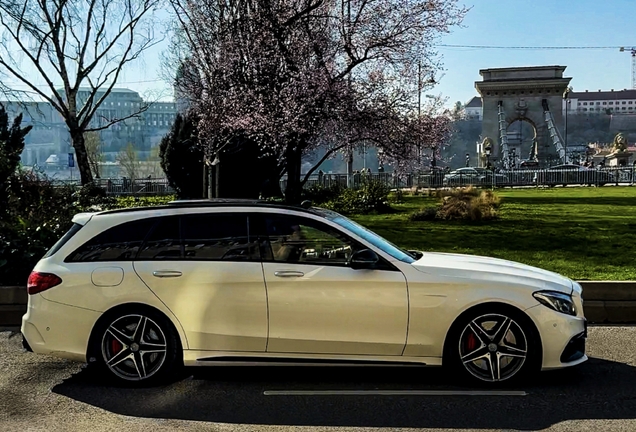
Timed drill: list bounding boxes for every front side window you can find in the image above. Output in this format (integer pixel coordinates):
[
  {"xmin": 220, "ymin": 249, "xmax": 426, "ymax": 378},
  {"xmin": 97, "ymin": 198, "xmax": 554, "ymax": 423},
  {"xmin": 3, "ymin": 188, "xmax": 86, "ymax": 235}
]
[
  {"xmin": 315, "ymin": 209, "xmax": 416, "ymax": 264},
  {"xmin": 66, "ymin": 219, "xmax": 155, "ymax": 262},
  {"xmin": 263, "ymin": 215, "xmax": 356, "ymax": 265}
]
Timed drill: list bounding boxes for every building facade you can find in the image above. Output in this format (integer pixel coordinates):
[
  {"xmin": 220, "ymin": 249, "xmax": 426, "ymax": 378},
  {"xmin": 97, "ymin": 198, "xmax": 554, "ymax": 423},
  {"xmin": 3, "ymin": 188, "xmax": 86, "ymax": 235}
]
[
  {"xmin": 563, "ymin": 89, "xmax": 636, "ymax": 114},
  {"xmin": 8, "ymin": 88, "xmax": 176, "ymax": 169}
]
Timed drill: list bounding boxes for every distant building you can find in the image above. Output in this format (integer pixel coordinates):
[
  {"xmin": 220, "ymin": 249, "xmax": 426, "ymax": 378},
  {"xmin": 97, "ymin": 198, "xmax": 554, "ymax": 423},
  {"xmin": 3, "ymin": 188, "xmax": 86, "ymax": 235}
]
[
  {"xmin": 143, "ymin": 101, "xmax": 177, "ymax": 149},
  {"xmin": 564, "ymin": 89, "xmax": 636, "ymax": 114},
  {"xmin": 465, "ymin": 96, "xmax": 483, "ymax": 120},
  {"xmin": 463, "ymin": 89, "xmax": 636, "ymax": 119},
  {"xmin": 9, "ymin": 88, "xmax": 176, "ymax": 168},
  {"xmin": 2, "ymin": 101, "xmax": 66, "ymax": 166}
]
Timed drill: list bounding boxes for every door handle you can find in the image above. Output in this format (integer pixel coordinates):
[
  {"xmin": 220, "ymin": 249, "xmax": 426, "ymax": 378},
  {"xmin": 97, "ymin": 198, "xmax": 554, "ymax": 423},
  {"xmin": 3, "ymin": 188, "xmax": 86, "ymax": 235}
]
[
  {"xmin": 152, "ymin": 271, "xmax": 183, "ymax": 278},
  {"xmin": 274, "ymin": 271, "xmax": 304, "ymax": 278}
]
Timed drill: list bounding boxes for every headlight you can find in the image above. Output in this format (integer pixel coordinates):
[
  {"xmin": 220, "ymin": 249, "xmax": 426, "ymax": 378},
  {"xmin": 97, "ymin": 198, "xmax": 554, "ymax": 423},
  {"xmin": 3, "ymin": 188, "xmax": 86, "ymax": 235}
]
[{"xmin": 533, "ymin": 291, "xmax": 576, "ymax": 316}]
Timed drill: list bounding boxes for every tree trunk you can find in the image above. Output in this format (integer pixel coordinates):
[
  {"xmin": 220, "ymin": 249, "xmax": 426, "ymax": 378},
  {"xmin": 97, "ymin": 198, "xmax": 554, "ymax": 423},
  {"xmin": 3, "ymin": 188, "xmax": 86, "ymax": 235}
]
[
  {"xmin": 284, "ymin": 147, "xmax": 302, "ymax": 204},
  {"xmin": 346, "ymin": 151, "xmax": 354, "ymax": 188},
  {"xmin": 214, "ymin": 159, "xmax": 220, "ymax": 198},
  {"xmin": 70, "ymin": 130, "xmax": 94, "ymax": 185}
]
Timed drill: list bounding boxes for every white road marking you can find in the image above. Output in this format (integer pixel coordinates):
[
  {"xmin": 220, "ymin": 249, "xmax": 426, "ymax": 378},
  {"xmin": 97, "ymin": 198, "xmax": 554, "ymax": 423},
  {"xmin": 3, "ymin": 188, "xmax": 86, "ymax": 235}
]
[{"xmin": 263, "ymin": 390, "xmax": 527, "ymax": 396}]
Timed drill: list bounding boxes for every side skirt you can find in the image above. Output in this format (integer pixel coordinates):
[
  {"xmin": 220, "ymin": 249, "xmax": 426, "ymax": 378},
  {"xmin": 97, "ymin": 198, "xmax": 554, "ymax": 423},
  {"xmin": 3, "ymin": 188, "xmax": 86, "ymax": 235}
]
[{"xmin": 183, "ymin": 351, "xmax": 442, "ymax": 367}]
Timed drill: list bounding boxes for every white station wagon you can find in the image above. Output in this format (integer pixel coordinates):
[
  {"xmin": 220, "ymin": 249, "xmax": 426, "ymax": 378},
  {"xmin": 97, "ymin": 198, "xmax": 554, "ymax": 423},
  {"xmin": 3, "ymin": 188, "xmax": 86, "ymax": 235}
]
[{"xmin": 22, "ymin": 199, "xmax": 587, "ymax": 385}]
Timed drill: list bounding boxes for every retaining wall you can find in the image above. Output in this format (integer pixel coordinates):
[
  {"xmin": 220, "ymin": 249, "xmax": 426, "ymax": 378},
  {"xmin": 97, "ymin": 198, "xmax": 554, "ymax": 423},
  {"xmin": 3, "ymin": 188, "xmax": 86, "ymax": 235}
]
[{"xmin": 2, "ymin": 281, "xmax": 636, "ymax": 327}]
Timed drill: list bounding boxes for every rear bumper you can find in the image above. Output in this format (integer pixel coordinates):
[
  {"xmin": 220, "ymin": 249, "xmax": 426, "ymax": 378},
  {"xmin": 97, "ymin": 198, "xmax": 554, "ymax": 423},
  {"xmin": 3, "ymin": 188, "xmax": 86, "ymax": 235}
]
[
  {"xmin": 22, "ymin": 334, "xmax": 32, "ymax": 352},
  {"xmin": 21, "ymin": 294, "xmax": 101, "ymax": 362}
]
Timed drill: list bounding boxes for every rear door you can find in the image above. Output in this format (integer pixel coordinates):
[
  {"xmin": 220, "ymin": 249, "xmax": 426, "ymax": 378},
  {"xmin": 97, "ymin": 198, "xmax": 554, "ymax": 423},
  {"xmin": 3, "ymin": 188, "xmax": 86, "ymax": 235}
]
[{"xmin": 133, "ymin": 212, "xmax": 268, "ymax": 352}]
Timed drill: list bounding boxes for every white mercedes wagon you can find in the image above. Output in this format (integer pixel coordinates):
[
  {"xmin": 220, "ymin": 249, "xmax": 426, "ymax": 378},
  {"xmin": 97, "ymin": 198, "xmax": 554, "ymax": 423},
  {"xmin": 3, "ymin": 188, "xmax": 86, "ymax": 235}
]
[{"xmin": 21, "ymin": 199, "xmax": 587, "ymax": 385}]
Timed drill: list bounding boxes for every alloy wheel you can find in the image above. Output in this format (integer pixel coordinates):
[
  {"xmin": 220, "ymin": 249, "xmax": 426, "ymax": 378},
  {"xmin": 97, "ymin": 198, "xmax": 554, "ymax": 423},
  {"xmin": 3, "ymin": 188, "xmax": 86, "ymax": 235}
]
[
  {"xmin": 101, "ymin": 314, "xmax": 168, "ymax": 381},
  {"xmin": 458, "ymin": 313, "xmax": 528, "ymax": 382}
]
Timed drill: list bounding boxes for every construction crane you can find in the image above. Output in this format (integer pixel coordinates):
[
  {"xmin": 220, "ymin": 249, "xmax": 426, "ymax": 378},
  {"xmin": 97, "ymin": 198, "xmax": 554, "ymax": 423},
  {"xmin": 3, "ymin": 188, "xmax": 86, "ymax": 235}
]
[{"xmin": 619, "ymin": 47, "xmax": 636, "ymax": 89}]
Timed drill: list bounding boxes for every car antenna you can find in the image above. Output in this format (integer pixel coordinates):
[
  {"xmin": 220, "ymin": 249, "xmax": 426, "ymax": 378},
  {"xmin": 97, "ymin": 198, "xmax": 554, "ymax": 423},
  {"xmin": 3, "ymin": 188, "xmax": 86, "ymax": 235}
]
[{"xmin": 300, "ymin": 200, "xmax": 312, "ymax": 209}]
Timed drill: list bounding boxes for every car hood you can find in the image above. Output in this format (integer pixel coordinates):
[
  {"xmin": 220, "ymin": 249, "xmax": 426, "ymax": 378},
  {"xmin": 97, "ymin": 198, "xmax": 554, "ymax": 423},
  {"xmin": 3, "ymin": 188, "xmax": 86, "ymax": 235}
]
[{"xmin": 411, "ymin": 251, "xmax": 573, "ymax": 294}]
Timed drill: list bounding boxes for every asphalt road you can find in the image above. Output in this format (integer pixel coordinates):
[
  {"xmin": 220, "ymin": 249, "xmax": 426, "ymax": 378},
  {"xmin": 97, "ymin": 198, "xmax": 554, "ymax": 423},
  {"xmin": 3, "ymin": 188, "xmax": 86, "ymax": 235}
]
[{"xmin": 2, "ymin": 326, "xmax": 636, "ymax": 432}]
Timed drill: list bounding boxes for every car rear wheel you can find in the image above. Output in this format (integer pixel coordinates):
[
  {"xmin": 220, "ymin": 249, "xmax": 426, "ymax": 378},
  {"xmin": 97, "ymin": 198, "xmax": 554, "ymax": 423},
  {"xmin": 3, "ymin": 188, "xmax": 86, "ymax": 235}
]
[
  {"xmin": 446, "ymin": 307, "xmax": 540, "ymax": 385},
  {"xmin": 94, "ymin": 310, "xmax": 181, "ymax": 386}
]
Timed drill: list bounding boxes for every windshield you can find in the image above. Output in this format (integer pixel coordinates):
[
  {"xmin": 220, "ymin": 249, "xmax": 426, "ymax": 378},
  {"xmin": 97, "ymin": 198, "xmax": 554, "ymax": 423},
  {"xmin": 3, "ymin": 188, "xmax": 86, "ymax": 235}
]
[{"xmin": 314, "ymin": 209, "xmax": 416, "ymax": 264}]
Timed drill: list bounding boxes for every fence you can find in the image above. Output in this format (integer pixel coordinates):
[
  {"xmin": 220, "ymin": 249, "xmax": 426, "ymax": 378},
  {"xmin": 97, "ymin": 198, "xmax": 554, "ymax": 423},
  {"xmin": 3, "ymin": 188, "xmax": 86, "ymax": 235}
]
[
  {"xmin": 295, "ymin": 167, "xmax": 636, "ymax": 190},
  {"xmin": 49, "ymin": 167, "xmax": 636, "ymax": 196},
  {"xmin": 50, "ymin": 178, "xmax": 175, "ymax": 196}
]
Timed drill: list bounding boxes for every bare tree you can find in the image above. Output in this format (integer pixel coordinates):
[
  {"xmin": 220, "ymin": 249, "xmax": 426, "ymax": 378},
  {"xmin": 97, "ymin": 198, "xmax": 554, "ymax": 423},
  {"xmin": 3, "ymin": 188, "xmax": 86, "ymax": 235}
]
[
  {"xmin": 116, "ymin": 143, "xmax": 140, "ymax": 181},
  {"xmin": 83, "ymin": 131, "xmax": 103, "ymax": 178},
  {"xmin": 0, "ymin": 0, "xmax": 162, "ymax": 185}
]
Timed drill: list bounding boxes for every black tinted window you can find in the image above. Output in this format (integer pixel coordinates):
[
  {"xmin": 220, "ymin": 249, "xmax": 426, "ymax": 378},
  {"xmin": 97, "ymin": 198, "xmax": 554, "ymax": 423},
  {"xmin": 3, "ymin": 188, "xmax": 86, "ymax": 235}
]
[
  {"xmin": 182, "ymin": 214, "xmax": 258, "ymax": 261},
  {"xmin": 264, "ymin": 215, "xmax": 356, "ymax": 265},
  {"xmin": 137, "ymin": 217, "xmax": 182, "ymax": 260},
  {"xmin": 66, "ymin": 219, "xmax": 154, "ymax": 262},
  {"xmin": 45, "ymin": 223, "xmax": 83, "ymax": 258}
]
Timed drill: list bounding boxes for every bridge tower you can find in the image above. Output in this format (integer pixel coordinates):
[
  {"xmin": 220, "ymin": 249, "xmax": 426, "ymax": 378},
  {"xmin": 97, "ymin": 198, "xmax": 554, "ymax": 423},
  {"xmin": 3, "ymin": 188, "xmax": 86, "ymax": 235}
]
[{"xmin": 475, "ymin": 66, "xmax": 572, "ymax": 168}]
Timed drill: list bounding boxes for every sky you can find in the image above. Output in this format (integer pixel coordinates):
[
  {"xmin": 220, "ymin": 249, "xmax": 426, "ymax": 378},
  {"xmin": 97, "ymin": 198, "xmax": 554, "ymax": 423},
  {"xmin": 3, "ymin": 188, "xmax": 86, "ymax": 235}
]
[
  {"xmin": 6, "ymin": 0, "xmax": 636, "ymax": 104},
  {"xmin": 435, "ymin": 0, "xmax": 636, "ymax": 105}
]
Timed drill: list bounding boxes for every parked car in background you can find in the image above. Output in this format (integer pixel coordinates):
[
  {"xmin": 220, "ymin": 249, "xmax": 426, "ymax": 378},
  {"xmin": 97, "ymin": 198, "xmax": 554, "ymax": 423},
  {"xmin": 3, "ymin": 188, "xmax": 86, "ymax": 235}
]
[
  {"xmin": 535, "ymin": 164, "xmax": 613, "ymax": 187},
  {"xmin": 443, "ymin": 167, "xmax": 509, "ymax": 187}
]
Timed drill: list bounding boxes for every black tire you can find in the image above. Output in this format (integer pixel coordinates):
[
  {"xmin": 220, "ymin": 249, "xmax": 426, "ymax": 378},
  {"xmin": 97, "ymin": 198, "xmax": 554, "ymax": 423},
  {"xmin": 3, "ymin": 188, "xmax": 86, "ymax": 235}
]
[
  {"xmin": 90, "ymin": 307, "xmax": 182, "ymax": 386},
  {"xmin": 444, "ymin": 305, "xmax": 541, "ymax": 386}
]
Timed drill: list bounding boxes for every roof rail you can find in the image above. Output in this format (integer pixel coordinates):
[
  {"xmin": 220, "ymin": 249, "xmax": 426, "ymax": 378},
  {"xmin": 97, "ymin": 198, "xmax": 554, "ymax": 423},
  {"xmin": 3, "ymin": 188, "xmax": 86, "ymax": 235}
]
[{"xmin": 96, "ymin": 198, "xmax": 312, "ymax": 216}]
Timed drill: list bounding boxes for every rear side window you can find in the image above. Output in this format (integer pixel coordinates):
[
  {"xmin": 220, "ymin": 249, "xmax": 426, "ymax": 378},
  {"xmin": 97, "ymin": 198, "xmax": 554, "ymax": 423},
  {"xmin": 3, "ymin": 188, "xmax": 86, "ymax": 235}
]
[
  {"xmin": 136, "ymin": 216, "xmax": 182, "ymax": 260},
  {"xmin": 181, "ymin": 214, "xmax": 258, "ymax": 261},
  {"xmin": 66, "ymin": 218, "xmax": 155, "ymax": 262},
  {"xmin": 43, "ymin": 223, "xmax": 83, "ymax": 258}
]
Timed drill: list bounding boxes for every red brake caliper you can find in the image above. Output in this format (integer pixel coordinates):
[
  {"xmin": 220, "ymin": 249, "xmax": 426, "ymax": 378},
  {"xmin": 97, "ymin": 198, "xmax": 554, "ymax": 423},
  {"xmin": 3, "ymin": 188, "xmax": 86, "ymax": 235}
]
[
  {"xmin": 466, "ymin": 332, "xmax": 477, "ymax": 352},
  {"xmin": 111, "ymin": 339, "xmax": 122, "ymax": 354}
]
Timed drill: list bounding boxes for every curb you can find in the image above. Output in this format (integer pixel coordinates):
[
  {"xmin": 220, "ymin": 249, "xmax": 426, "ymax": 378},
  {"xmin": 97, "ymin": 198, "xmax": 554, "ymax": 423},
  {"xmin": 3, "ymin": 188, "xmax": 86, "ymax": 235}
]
[{"xmin": 0, "ymin": 286, "xmax": 27, "ymax": 327}]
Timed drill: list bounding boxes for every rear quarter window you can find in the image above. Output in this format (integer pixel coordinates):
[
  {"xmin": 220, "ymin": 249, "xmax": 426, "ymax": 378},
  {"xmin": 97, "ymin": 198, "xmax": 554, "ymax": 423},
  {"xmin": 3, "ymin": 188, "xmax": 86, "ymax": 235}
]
[
  {"xmin": 43, "ymin": 223, "xmax": 83, "ymax": 258},
  {"xmin": 66, "ymin": 218, "xmax": 157, "ymax": 262}
]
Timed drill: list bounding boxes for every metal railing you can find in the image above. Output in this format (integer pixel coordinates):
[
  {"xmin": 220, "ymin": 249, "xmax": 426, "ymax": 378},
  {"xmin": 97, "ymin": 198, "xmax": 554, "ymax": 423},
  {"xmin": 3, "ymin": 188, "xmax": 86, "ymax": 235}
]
[
  {"xmin": 49, "ymin": 178, "xmax": 176, "ymax": 196},
  {"xmin": 94, "ymin": 178, "xmax": 175, "ymax": 195},
  {"xmin": 297, "ymin": 167, "xmax": 636, "ymax": 190}
]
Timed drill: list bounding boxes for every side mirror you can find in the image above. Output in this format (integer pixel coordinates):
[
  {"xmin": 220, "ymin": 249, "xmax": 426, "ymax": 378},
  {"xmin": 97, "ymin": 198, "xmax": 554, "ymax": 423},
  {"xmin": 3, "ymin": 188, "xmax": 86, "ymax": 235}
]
[{"xmin": 349, "ymin": 249, "xmax": 379, "ymax": 270}]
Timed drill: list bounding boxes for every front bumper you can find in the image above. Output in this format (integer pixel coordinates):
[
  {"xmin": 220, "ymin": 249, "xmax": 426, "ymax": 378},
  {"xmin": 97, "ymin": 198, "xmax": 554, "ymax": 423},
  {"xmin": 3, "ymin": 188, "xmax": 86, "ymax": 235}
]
[{"xmin": 525, "ymin": 304, "xmax": 588, "ymax": 370}]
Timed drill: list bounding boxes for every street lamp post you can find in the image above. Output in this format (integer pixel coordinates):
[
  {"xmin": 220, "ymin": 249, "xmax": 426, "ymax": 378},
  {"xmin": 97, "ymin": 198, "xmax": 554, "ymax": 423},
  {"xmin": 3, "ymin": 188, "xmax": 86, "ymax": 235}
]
[
  {"xmin": 485, "ymin": 145, "xmax": 492, "ymax": 170},
  {"xmin": 565, "ymin": 98, "xmax": 570, "ymax": 163}
]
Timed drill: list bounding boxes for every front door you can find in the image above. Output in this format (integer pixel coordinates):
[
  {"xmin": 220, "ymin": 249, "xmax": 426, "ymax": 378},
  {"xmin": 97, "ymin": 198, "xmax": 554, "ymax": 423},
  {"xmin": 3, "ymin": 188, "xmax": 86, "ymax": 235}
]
[
  {"xmin": 258, "ymin": 214, "xmax": 408, "ymax": 356},
  {"xmin": 133, "ymin": 212, "xmax": 268, "ymax": 352}
]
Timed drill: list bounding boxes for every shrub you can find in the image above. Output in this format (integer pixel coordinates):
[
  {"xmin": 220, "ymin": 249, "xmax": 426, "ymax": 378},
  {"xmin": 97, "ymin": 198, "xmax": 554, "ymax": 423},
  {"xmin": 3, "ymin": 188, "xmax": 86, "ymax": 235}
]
[
  {"xmin": 406, "ymin": 187, "xmax": 501, "ymax": 223},
  {"xmin": 0, "ymin": 170, "xmax": 175, "ymax": 285},
  {"xmin": 321, "ymin": 179, "xmax": 392, "ymax": 215},
  {"xmin": 159, "ymin": 113, "xmax": 204, "ymax": 199},
  {"xmin": 389, "ymin": 187, "xmax": 404, "ymax": 203},
  {"xmin": 301, "ymin": 183, "xmax": 344, "ymax": 205},
  {"xmin": 437, "ymin": 188, "xmax": 501, "ymax": 221},
  {"xmin": 1, "ymin": 170, "xmax": 78, "ymax": 285},
  {"xmin": 409, "ymin": 206, "xmax": 439, "ymax": 221}
]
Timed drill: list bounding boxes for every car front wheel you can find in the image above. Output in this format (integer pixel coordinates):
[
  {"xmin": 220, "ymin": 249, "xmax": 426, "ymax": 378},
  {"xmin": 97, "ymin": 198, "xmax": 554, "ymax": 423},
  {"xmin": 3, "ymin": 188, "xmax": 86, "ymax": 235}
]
[
  {"xmin": 446, "ymin": 307, "xmax": 540, "ymax": 385},
  {"xmin": 94, "ymin": 310, "xmax": 181, "ymax": 386}
]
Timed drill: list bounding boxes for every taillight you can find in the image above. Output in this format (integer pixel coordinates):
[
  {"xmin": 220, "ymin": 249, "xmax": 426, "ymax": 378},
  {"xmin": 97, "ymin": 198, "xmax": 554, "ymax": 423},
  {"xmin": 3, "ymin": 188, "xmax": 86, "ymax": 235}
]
[{"xmin": 27, "ymin": 272, "xmax": 63, "ymax": 295}]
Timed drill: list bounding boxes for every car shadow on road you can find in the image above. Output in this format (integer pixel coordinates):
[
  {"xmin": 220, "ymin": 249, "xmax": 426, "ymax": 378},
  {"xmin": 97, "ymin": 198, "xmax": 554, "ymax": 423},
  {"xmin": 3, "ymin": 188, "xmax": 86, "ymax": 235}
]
[{"xmin": 52, "ymin": 357, "xmax": 636, "ymax": 430}]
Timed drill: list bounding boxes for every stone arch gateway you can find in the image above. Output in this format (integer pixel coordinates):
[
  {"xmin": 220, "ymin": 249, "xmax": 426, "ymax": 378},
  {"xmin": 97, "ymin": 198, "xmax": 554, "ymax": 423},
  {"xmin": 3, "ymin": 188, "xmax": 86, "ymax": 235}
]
[{"xmin": 475, "ymin": 66, "xmax": 571, "ymax": 168}]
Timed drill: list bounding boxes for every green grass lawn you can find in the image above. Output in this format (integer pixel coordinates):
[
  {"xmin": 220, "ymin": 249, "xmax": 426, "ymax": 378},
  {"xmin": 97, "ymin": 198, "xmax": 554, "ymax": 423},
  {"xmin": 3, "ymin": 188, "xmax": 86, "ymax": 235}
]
[{"xmin": 351, "ymin": 187, "xmax": 636, "ymax": 281}]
